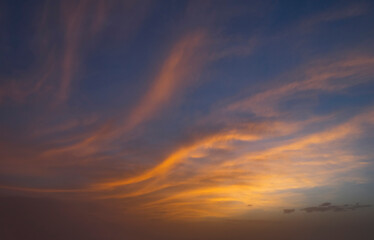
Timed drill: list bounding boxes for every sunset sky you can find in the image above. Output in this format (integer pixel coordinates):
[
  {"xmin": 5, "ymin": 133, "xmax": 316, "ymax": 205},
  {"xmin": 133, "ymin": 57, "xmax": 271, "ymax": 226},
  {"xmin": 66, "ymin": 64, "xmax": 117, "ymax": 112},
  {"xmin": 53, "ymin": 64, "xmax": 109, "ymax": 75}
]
[{"xmin": 1, "ymin": 0, "xmax": 374, "ymax": 239}]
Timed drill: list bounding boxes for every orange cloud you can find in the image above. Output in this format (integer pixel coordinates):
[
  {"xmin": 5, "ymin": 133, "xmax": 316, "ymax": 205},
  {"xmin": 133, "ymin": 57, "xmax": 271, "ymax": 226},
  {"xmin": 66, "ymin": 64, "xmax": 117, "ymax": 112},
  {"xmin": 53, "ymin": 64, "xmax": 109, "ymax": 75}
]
[
  {"xmin": 4, "ymin": 85, "xmax": 372, "ymax": 220},
  {"xmin": 41, "ymin": 30, "xmax": 209, "ymax": 157},
  {"xmin": 87, "ymin": 108, "xmax": 374, "ymax": 219},
  {"xmin": 2, "ymin": 2, "xmax": 373, "ymax": 222},
  {"xmin": 117, "ymin": 31, "xmax": 208, "ymax": 135},
  {"xmin": 57, "ymin": 0, "xmax": 89, "ymax": 103}
]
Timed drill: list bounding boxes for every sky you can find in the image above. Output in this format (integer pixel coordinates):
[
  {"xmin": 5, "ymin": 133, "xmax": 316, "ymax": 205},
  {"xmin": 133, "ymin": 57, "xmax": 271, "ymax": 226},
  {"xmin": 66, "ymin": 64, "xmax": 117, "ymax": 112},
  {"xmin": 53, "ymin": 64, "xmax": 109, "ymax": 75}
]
[{"xmin": 1, "ymin": 0, "xmax": 374, "ymax": 239}]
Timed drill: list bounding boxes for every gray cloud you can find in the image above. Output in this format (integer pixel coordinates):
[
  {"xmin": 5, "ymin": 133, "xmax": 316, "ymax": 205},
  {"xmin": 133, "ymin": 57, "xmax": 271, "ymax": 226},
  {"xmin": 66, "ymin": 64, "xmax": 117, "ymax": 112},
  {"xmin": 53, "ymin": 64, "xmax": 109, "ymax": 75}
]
[
  {"xmin": 300, "ymin": 203, "xmax": 371, "ymax": 213},
  {"xmin": 283, "ymin": 209, "xmax": 295, "ymax": 214}
]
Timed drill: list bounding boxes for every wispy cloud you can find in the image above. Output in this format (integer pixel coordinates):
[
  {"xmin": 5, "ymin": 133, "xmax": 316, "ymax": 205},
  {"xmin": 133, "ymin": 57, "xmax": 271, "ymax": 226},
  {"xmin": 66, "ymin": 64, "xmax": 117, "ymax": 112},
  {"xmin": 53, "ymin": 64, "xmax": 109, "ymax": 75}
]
[
  {"xmin": 226, "ymin": 54, "xmax": 374, "ymax": 117},
  {"xmin": 1, "ymin": 0, "xmax": 374, "ymax": 223},
  {"xmin": 117, "ymin": 31, "xmax": 208, "ymax": 135},
  {"xmin": 2, "ymin": 50, "xmax": 374, "ymax": 219},
  {"xmin": 300, "ymin": 3, "xmax": 368, "ymax": 29}
]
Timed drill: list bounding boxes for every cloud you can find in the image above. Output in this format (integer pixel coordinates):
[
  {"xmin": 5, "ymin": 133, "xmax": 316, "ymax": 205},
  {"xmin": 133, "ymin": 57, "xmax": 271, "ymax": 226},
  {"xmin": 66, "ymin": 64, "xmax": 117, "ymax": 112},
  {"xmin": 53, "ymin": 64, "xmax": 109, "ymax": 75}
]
[
  {"xmin": 226, "ymin": 54, "xmax": 374, "ymax": 117},
  {"xmin": 2, "ymin": 61, "xmax": 373, "ymax": 220},
  {"xmin": 0, "ymin": 48, "xmax": 56, "ymax": 104},
  {"xmin": 116, "ymin": 30, "xmax": 209, "ymax": 135},
  {"xmin": 86, "ymin": 110, "xmax": 373, "ymax": 219},
  {"xmin": 300, "ymin": 203, "xmax": 372, "ymax": 213},
  {"xmin": 39, "ymin": 30, "xmax": 210, "ymax": 158},
  {"xmin": 283, "ymin": 209, "xmax": 295, "ymax": 214},
  {"xmin": 1, "ymin": 0, "xmax": 374, "ymax": 222},
  {"xmin": 36, "ymin": 1, "xmax": 263, "ymax": 158},
  {"xmin": 3, "ymin": 68, "xmax": 373, "ymax": 219},
  {"xmin": 94, "ymin": 121, "xmax": 269, "ymax": 190},
  {"xmin": 320, "ymin": 202, "xmax": 331, "ymax": 207},
  {"xmin": 0, "ymin": 0, "xmax": 150, "ymax": 105},
  {"xmin": 300, "ymin": 3, "xmax": 368, "ymax": 29}
]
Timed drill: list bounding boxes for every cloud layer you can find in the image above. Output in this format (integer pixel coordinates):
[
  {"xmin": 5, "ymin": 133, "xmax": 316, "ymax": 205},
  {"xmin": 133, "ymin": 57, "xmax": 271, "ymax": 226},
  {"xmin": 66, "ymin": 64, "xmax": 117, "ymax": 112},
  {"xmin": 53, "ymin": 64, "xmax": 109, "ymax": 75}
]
[{"xmin": 1, "ymin": 0, "xmax": 374, "ymax": 223}]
